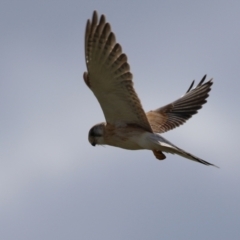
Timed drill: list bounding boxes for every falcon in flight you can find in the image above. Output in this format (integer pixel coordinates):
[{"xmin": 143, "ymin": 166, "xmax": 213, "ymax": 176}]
[{"xmin": 84, "ymin": 11, "xmax": 217, "ymax": 167}]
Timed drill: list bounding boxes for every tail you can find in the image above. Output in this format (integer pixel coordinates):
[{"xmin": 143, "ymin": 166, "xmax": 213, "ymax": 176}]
[{"xmin": 150, "ymin": 133, "xmax": 218, "ymax": 167}]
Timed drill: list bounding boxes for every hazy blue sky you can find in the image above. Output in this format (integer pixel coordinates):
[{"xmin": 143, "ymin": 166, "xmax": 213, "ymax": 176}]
[{"xmin": 1, "ymin": 0, "xmax": 240, "ymax": 239}]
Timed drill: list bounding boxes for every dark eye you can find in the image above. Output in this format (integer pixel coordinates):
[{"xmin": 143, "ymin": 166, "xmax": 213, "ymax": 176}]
[
  {"xmin": 89, "ymin": 128, "xmax": 96, "ymax": 137},
  {"xmin": 89, "ymin": 127, "xmax": 102, "ymax": 137}
]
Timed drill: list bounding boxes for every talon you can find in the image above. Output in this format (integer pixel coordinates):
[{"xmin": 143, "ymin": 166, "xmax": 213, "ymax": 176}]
[{"xmin": 153, "ymin": 150, "xmax": 166, "ymax": 160}]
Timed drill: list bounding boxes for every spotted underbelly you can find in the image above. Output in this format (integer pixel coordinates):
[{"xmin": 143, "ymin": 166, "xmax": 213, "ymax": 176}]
[{"xmin": 105, "ymin": 135, "xmax": 143, "ymax": 150}]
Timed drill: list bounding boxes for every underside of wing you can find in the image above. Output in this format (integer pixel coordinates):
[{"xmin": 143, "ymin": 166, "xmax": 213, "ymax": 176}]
[
  {"xmin": 146, "ymin": 75, "xmax": 213, "ymax": 133},
  {"xmin": 84, "ymin": 11, "xmax": 152, "ymax": 132}
]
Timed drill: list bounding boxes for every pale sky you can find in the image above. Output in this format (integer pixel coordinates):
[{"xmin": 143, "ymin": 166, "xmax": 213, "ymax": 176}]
[{"xmin": 1, "ymin": 0, "xmax": 240, "ymax": 239}]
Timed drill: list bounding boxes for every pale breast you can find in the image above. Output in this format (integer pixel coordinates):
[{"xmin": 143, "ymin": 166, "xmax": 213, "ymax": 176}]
[{"xmin": 103, "ymin": 124, "xmax": 146, "ymax": 150}]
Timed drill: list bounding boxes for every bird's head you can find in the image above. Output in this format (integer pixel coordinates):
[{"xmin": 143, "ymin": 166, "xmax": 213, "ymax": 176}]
[{"xmin": 88, "ymin": 122, "xmax": 106, "ymax": 146}]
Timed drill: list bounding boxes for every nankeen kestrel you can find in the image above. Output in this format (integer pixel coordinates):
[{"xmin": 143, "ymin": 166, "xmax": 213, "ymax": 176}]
[{"xmin": 84, "ymin": 11, "xmax": 217, "ymax": 167}]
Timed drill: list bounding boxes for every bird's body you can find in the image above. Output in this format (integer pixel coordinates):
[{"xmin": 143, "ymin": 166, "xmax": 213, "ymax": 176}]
[
  {"xmin": 89, "ymin": 122, "xmax": 215, "ymax": 166},
  {"xmin": 84, "ymin": 11, "xmax": 217, "ymax": 167},
  {"xmin": 104, "ymin": 125, "xmax": 144, "ymax": 150}
]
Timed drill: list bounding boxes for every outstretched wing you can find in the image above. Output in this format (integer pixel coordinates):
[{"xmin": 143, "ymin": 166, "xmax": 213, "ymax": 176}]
[
  {"xmin": 84, "ymin": 11, "xmax": 152, "ymax": 132},
  {"xmin": 146, "ymin": 75, "xmax": 213, "ymax": 133}
]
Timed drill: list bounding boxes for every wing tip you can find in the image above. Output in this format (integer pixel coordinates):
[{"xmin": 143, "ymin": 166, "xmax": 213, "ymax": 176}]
[{"xmin": 187, "ymin": 74, "xmax": 214, "ymax": 92}]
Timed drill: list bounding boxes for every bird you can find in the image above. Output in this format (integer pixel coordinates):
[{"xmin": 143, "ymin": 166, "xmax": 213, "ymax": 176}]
[{"xmin": 83, "ymin": 11, "xmax": 217, "ymax": 167}]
